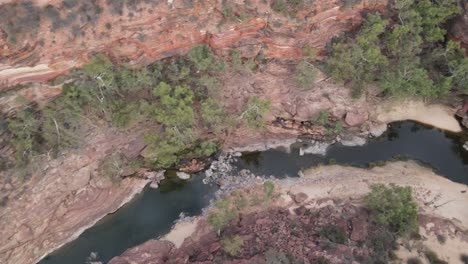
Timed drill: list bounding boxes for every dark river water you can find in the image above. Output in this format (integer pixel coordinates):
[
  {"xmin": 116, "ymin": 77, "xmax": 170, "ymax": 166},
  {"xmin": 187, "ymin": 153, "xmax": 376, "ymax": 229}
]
[{"xmin": 39, "ymin": 121, "xmax": 468, "ymax": 264}]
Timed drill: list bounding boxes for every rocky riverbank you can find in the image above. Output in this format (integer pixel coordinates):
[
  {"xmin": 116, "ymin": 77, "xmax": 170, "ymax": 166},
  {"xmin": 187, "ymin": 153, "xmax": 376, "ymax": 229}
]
[
  {"xmin": 0, "ymin": 98, "xmax": 462, "ymax": 264},
  {"xmin": 110, "ymin": 161, "xmax": 468, "ymax": 264}
]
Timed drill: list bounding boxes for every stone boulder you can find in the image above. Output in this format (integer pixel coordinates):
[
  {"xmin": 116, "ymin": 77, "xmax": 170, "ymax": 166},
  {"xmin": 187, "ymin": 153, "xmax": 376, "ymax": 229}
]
[
  {"xmin": 345, "ymin": 111, "xmax": 368, "ymax": 127},
  {"xmin": 292, "ymin": 192, "xmax": 308, "ymax": 204},
  {"xmin": 109, "ymin": 240, "xmax": 174, "ymax": 264}
]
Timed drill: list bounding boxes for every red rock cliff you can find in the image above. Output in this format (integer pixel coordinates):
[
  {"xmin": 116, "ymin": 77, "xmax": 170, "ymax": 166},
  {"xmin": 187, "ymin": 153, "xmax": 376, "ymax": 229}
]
[{"xmin": 0, "ymin": 0, "xmax": 388, "ymax": 92}]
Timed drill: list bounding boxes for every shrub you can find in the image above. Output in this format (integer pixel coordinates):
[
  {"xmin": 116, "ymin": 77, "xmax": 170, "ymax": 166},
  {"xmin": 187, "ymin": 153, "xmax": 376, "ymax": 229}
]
[
  {"xmin": 364, "ymin": 184, "xmax": 418, "ymax": 235},
  {"xmin": 461, "ymin": 254, "xmax": 468, "ymax": 264},
  {"xmin": 263, "ymin": 181, "xmax": 275, "ymax": 199},
  {"xmin": 208, "ymin": 198, "xmax": 238, "ymax": 234},
  {"xmin": 315, "ymin": 111, "xmax": 329, "ymax": 126},
  {"xmin": 41, "ymin": 97, "xmax": 82, "ymax": 155},
  {"xmin": 407, "ymin": 257, "xmax": 423, "ymax": 264},
  {"xmin": 7, "ymin": 107, "xmax": 41, "ymax": 168},
  {"xmin": 98, "ymin": 153, "xmax": 125, "ymax": 183},
  {"xmin": 340, "ymin": 0, "xmax": 361, "ymax": 9},
  {"xmin": 188, "ymin": 45, "xmax": 216, "ymax": 72},
  {"xmin": 319, "ymin": 225, "xmax": 347, "ymax": 244},
  {"xmin": 264, "ymin": 249, "xmax": 302, "ymax": 264},
  {"xmin": 201, "ymin": 98, "xmax": 228, "ymax": 134},
  {"xmin": 425, "ymin": 250, "xmax": 448, "ymax": 264},
  {"xmin": 221, "ymin": 235, "xmax": 244, "ymax": 257},
  {"xmin": 436, "ymin": 234, "xmax": 446, "ymax": 245},
  {"xmin": 326, "ymin": 0, "xmax": 463, "ymax": 98},
  {"xmin": 295, "ymin": 60, "xmax": 316, "ymax": 89},
  {"xmin": 367, "ymin": 229, "xmax": 397, "ymax": 263},
  {"xmin": 271, "ymin": 0, "xmax": 304, "ymax": 16},
  {"xmin": 316, "ymin": 256, "xmax": 330, "ymax": 264},
  {"xmin": 240, "ymin": 96, "xmax": 271, "ymax": 129},
  {"xmin": 150, "ymin": 82, "xmax": 195, "ymax": 129}
]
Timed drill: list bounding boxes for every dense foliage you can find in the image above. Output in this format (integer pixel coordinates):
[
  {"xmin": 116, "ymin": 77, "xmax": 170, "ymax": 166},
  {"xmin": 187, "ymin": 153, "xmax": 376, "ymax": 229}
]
[
  {"xmin": 4, "ymin": 44, "xmax": 273, "ymax": 175},
  {"xmin": 364, "ymin": 184, "xmax": 418, "ymax": 235},
  {"xmin": 326, "ymin": 0, "xmax": 466, "ymax": 97}
]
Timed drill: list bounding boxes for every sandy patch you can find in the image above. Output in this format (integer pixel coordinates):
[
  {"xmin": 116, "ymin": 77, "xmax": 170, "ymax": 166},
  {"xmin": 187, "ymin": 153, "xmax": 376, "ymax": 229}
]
[
  {"xmin": 278, "ymin": 162, "xmax": 468, "ymax": 263},
  {"xmin": 396, "ymin": 226, "xmax": 468, "ymax": 264},
  {"xmin": 162, "ymin": 218, "xmax": 200, "ymax": 248},
  {"xmin": 375, "ymin": 100, "xmax": 461, "ymax": 132},
  {"xmin": 282, "ymin": 162, "xmax": 468, "ymax": 230}
]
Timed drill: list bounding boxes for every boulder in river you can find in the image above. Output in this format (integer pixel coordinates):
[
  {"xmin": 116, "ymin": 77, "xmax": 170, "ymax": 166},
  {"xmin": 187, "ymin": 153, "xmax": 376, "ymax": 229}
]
[
  {"xmin": 299, "ymin": 141, "xmax": 330, "ymax": 156},
  {"xmin": 369, "ymin": 123, "xmax": 387, "ymax": 137},
  {"xmin": 340, "ymin": 135, "xmax": 367, "ymax": 147},
  {"xmin": 176, "ymin": 172, "xmax": 190, "ymax": 180}
]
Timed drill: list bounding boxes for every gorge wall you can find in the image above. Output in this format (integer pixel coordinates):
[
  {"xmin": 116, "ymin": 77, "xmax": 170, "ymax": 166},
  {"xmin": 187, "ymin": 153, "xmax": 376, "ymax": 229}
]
[{"xmin": 0, "ymin": 0, "xmax": 388, "ymax": 93}]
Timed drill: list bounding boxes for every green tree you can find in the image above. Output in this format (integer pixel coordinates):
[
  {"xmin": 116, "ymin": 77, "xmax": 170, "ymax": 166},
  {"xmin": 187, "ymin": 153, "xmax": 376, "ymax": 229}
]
[
  {"xmin": 188, "ymin": 45, "xmax": 216, "ymax": 72},
  {"xmin": 201, "ymin": 98, "xmax": 228, "ymax": 134},
  {"xmin": 446, "ymin": 42, "xmax": 468, "ymax": 92},
  {"xmin": 240, "ymin": 96, "xmax": 271, "ymax": 129},
  {"xmin": 144, "ymin": 128, "xmax": 193, "ymax": 168},
  {"xmin": 208, "ymin": 198, "xmax": 238, "ymax": 234},
  {"xmin": 221, "ymin": 235, "xmax": 244, "ymax": 257},
  {"xmin": 364, "ymin": 184, "xmax": 418, "ymax": 235},
  {"xmin": 7, "ymin": 108, "xmax": 41, "ymax": 168},
  {"xmin": 150, "ymin": 82, "xmax": 195, "ymax": 129},
  {"xmin": 41, "ymin": 98, "xmax": 82, "ymax": 155},
  {"xmin": 327, "ymin": 13, "xmax": 388, "ymax": 93}
]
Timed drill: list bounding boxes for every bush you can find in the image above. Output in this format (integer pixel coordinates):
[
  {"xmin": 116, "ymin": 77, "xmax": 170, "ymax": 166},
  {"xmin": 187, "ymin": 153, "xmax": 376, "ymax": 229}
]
[
  {"xmin": 315, "ymin": 111, "xmax": 329, "ymax": 126},
  {"xmin": 264, "ymin": 181, "xmax": 275, "ymax": 199},
  {"xmin": 319, "ymin": 225, "xmax": 347, "ymax": 244},
  {"xmin": 364, "ymin": 184, "xmax": 418, "ymax": 235},
  {"xmin": 340, "ymin": 0, "xmax": 361, "ymax": 9},
  {"xmin": 271, "ymin": 0, "xmax": 304, "ymax": 16},
  {"xmin": 188, "ymin": 45, "xmax": 216, "ymax": 72},
  {"xmin": 201, "ymin": 98, "xmax": 228, "ymax": 134},
  {"xmin": 208, "ymin": 198, "xmax": 238, "ymax": 234},
  {"xmin": 425, "ymin": 250, "xmax": 448, "ymax": 264},
  {"xmin": 407, "ymin": 257, "xmax": 423, "ymax": 264},
  {"xmin": 221, "ymin": 235, "xmax": 244, "ymax": 257},
  {"xmin": 264, "ymin": 249, "xmax": 303, "ymax": 264},
  {"xmin": 367, "ymin": 229, "xmax": 397, "ymax": 263},
  {"xmin": 7, "ymin": 108, "xmax": 41, "ymax": 168},
  {"xmin": 240, "ymin": 96, "xmax": 271, "ymax": 129},
  {"xmin": 98, "ymin": 153, "xmax": 125, "ymax": 183},
  {"xmin": 295, "ymin": 61, "xmax": 316, "ymax": 89},
  {"xmin": 326, "ymin": 0, "xmax": 464, "ymax": 98},
  {"xmin": 461, "ymin": 254, "xmax": 468, "ymax": 264}
]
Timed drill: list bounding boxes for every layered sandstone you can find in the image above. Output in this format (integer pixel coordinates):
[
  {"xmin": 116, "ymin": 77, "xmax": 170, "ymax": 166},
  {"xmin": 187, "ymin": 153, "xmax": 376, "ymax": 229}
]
[
  {"xmin": 0, "ymin": 126, "xmax": 150, "ymax": 264},
  {"xmin": 0, "ymin": 0, "xmax": 388, "ymax": 92}
]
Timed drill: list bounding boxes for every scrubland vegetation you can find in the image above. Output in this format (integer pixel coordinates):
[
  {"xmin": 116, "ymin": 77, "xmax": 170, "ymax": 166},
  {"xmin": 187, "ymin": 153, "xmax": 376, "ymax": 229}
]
[
  {"xmin": 327, "ymin": 0, "xmax": 467, "ymax": 97},
  {"xmin": 1, "ymin": 0, "xmax": 467, "ymax": 178},
  {"xmin": 3, "ymin": 45, "xmax": 270, "ymax": 176}
]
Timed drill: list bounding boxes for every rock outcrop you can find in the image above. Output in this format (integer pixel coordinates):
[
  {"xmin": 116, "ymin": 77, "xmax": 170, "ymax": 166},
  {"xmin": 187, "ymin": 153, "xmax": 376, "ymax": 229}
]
[
  {"xmin": 109, "ymin": 162, "xmax": 468, "ymax": 264},
  {"xmin": 0, "ymin": 127, "xmax": 149, "ymax": 264},
  {"xmin": 0, "ymin": 0, "xmax": 388, "ymax": 93}
]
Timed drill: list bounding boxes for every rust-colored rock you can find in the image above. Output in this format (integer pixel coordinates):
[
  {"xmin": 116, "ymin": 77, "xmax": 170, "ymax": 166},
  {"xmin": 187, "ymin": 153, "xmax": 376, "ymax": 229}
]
[
  {"xmin": 0, "ymin": 128, "xmax": 149, "ymax": 264},
  {"xmin": 292, "ymin": 192, "xmax": 308, "ymax": 204},
  {"xmin": 109, "ymin": 240, "xmax": 174, "ymax": 264},
  {"xmin": 345, "ymin": 111, "xmax": 369, "ymax": 127},
  {"xmin": 0, "ymin": 0, "xmax": 388, "ymax": 93}
]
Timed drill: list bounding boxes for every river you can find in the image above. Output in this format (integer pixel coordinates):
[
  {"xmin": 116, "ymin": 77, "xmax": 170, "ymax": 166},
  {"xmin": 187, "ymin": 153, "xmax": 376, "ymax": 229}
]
[{"xmin": 39, "ymin": 121, "xmax": 468, "ymax": 264}]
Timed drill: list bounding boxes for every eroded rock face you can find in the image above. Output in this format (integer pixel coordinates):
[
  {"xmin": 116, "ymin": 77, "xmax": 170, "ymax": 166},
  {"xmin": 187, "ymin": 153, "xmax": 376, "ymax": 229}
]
[
  {"xmin": 108, "ymin": 203, "xmax": 374, "ymax": 264},
  {"xmin": 110, "ymin": 240, "xmax": 175, "ymax": 264},
  {"xmin": 0, "ymin": 127, "xmax": 149, "ymax": 264},
  {"xmin": 0, "ymin": 0, "xmax": 388, "ymax": 92}
]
